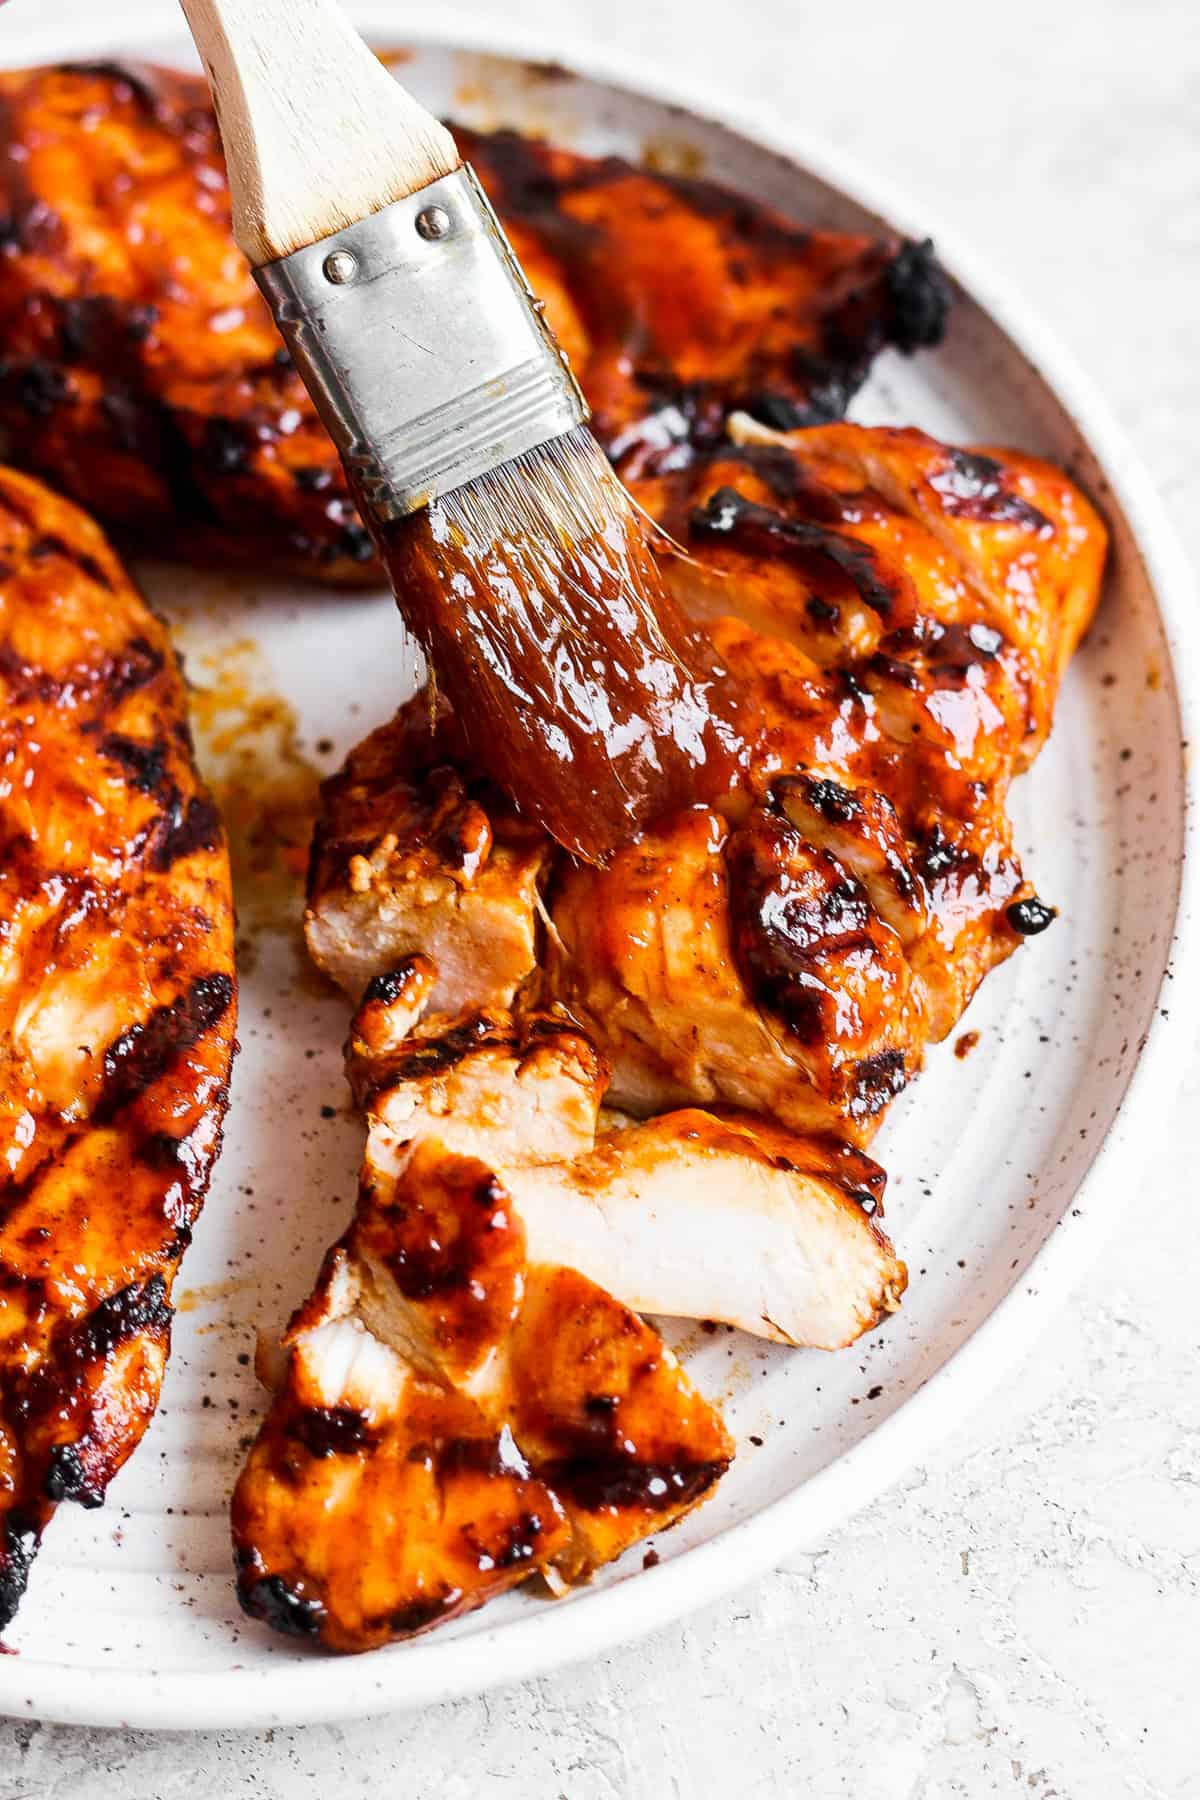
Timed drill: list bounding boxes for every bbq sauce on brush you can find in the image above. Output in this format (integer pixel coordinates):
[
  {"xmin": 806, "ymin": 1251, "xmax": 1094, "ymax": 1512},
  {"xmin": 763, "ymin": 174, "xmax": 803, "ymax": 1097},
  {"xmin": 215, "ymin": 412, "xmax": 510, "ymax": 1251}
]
[{"xmin": 376, "ymin": 427, "xmax": 750, "ymax": 866}]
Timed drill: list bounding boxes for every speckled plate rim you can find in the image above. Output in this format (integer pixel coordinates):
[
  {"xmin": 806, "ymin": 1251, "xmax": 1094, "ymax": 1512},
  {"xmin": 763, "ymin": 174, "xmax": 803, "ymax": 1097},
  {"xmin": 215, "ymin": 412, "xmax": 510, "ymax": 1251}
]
[{"xmin": 2, "ymin": 3, "xmax": 1197, "ymax": 1731}]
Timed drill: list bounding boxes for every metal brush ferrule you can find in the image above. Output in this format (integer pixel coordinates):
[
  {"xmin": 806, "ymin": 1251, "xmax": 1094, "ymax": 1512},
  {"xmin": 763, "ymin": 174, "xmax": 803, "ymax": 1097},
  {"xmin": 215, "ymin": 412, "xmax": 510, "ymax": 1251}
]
[{"xmin": 256, "ymin": 166, "xmax": 588, "ymax": 520}]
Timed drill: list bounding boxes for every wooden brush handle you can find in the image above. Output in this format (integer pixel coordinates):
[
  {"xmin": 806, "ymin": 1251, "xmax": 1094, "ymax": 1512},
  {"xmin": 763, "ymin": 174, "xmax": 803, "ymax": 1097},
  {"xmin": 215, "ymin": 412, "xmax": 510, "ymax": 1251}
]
[{"xmin": 179, "ymin": 0, "xmax": 460, "ymax": 266}]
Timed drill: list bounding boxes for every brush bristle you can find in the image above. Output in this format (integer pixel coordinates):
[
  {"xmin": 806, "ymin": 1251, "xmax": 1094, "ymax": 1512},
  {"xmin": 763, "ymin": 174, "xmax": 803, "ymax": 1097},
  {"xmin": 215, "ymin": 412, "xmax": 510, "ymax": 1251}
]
[
  {"xmin": 379, "ymin": 425, "xmax": 747, "ymax": 865},
  {"xmin": 435, "ymin": 426, "xmax": 703, "ymax": 718}
]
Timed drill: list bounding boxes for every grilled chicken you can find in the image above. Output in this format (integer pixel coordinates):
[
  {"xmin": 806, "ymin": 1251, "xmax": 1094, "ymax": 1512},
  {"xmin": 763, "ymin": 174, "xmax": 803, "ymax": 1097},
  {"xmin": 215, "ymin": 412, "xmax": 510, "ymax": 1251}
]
[
  {"xmin": 305, "ymin": 702, "xmax": 551, "ymax": 1011},
  {"xmin": 549, "ymin": 422, "xmax": 1106, "ymax": 1140},
  {"xmin": 289, "ymin": 424, "xmax": 1101, "ymax": 1653},
  {"xmin": 0, "ymin": 62, "xmax": 947, "ymax": 581},
  {"xmin": 349, "ymin": 974, "xmax": 904, "ymax": 1348},
  {"xmin": 308, "ymin": 423, "xmax": 1105, "ymax": 1147},
  {"xmin": 457, "ymin": 127, "xmax": 950, "ymax": 479},
  {"xmin": 0, "ymin": 468, "xmax": 236, "ymax": 1632},
  {"xmin": 234, "ymin": 985, "xmax": 742, "ymax": 1651}
]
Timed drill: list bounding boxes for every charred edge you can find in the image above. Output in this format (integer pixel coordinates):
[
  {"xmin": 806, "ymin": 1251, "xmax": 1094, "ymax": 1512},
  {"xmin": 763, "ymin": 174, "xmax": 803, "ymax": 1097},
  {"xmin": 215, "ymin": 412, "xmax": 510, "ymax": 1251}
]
[
  {"xmin": 390, "ymin": 1015, "xmax": 512, "ymax": 1084},
  {"xmin": 884, "ymin": 239, "xmax": 952, "ymax": 353},
  {"xmin": 44, "ymin": 1441, "xmax": 104, "ymax": 1509},
  {"xmin": 0, "ymin": 1514, "xmax": 40, "ymax": 1632},
  {"xmin": 361, "ymin": 960, "xmax": 426, "ymax": 1009},
  {"xmin": 782, "ymin": 349, "xmax": 864, "ymax": 427},
  {"xmin": 1006, "ymin": 895, "xmax": 1057, "ymax": 937},
  {"xmin": 846, "ymin": 1049, "xmax": 908, "ymax": 1122},
  {"xmin": 790, "ymin": 775, "xmax": 860, "ymax": 826},
  {"xmin": 98, "ymin": 972, "xmax": 233, "ymax": 1119},
  {"xmin": 239, "ymin": 1573, "xmax": 327, "ymax": 1639},
  {"xmin": 82, "ymin": 1273, "xmax": 173, "ymax": 1360},
  {"xmin": 286, "ymin": 1406, "xmax": 376, "ymax": 1459},
  {"xmin": 137, "ymin": 1128, "xmax": 206, "ymax": 1191},
  {"xmin": 693, "ymin": 487, "xmax": 899, "ymax": 617},
  {"xmin": 541, "ymin": 1455, "xmax": 728, "ymax": 1513},
  {"xmin": 388, "ymin": 1593, "xmax": 462, "ymax": 1638}
]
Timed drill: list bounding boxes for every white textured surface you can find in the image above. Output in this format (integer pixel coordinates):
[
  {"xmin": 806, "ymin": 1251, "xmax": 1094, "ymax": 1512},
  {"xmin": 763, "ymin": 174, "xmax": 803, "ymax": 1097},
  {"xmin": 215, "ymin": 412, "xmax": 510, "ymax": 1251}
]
[{"xmin": 2, "ymin": 0, "xmax": 1198, "ymax": 1790}]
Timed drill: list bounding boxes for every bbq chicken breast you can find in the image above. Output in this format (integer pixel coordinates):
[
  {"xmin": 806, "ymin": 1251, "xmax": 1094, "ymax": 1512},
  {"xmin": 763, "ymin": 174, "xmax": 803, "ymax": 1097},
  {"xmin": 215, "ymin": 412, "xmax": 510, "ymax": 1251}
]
[
  {"xmin": 0, "ymin": 62, "xmax": 947, "ymax": 582},
  {"xmin": 276, "ymin": 418, "xmax": 1102, "ymax": 1650},
  {"xmin": 234, "ymin": 972, "xmax": 759, "ymax": 1652},
  {"xmin": 0, "ymin": 468, "xmax": 236, "ymax": 1632},
  {"xmin": 308, "ymin": 422, "xmax": 1105, "ymax": 1147},
  {"xmin": 235, "ymin": 961, "xmax": 906, "ymax": 1650},
  {"xmin": 551, "ymin": 421, "xmax": 1105, "ymax": 1138}
]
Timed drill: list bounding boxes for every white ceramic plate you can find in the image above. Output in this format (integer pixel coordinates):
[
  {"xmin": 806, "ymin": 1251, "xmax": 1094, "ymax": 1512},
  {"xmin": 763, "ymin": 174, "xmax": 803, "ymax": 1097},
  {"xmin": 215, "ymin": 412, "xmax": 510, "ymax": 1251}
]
[{"xmin": 1, "ymin": 6, "xmax": 1195, "ymax": 1732}]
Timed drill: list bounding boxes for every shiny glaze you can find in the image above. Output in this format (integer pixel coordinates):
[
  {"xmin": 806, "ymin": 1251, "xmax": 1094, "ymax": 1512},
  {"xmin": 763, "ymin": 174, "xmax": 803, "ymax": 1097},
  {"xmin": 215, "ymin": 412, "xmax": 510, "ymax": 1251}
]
[
  {"xmin": 454, "ymin": 125, "xmax": 950, "ymax": 477},
  {"xmin": 233, "ymin": 1003, "xmax": 734, "ymax": 1649},
  {"xmin": 0, "ymin": 63, "xmax": 947, "ymax": 585},
  {"xmin": 522, "ymin": 422, "xmax": 1103, "ymax": 1142},
  {"xmin": 504, "ymin": 1264, "xmax": 732, "ymax": 1577},
  {"xmin": 357, "ymin": 1141, "xmax": 527, "ymax": 1383},
  {"xmin": 234, "ymin": 1341, "xmax": 571, "ymax": 1654},
  {"xmin": 0, "ymin": 468, "xmax": 236, "ymax": 1630}
]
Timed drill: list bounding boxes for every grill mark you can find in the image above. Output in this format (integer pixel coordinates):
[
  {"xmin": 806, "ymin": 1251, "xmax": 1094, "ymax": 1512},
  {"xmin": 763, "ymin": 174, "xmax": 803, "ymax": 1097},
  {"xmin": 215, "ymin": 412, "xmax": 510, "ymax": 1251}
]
[
  {"xmin": 80, "ymin": 1274, "xmax": 173, "ymax": 1360},
  {"xmin": 693, "ymin": 486, "xmax": 901, "ymax": 618},
  {"xmin": 541, "ymin": 1454, "xmax": 727, "ymax": 1513},
  {"xmin": 100, "ymin": 732, "xmax": 170, "ymax": 794},
  {"xmin": 724, "ymin": 805, "xmax": 896, "ymax": 1050},
  {"xmin": 107, "ymin": 636, "xmax": 167, "ymax": 699},
  {"xmin": 147, "ymin": 793, "xmax": 222, "ymax": 871},
  {"xmin": 928, "ymin": 450, "xmax": 1055, "ymax": 532},
  {"xmin": 97, "ymin": 973, "xmax": 233, "ymax": 1120},
  {"xmin": 432, "ymin": 1433, "xmax": 533, "ymax": 1482},
  {"xmin": 287, "ymin": 1406, "xmax": 376, "ymax": 1460},
  {"xmin": 28, "ymin": 531, "xmax": 114, "ymax": 592},
  {"xmin": 0, "ymin": 635, "xmax": 168, "ymax": 708}
]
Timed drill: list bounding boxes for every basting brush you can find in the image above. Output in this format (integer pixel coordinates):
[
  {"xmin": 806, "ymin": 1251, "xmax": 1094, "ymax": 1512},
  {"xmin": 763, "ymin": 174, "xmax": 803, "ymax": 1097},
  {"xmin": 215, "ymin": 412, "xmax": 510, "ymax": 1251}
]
[{"xmin": 179, "ymin": 0, "xmax": 746, "ymax": 863}]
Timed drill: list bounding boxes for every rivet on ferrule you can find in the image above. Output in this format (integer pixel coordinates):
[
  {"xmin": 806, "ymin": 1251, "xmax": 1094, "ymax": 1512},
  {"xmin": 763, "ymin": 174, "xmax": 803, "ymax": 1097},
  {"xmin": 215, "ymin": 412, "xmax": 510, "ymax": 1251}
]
[
  {"xmin": 256, "ymin": 166, "xmax": 588, "ymax": 519},
  {"xmin": 322, "ymin": 248, "xmax": 358, "ymax": 285},
  {"xmin": 415, "ymin": 205, "xmax": 451, "ymax": 241}
]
